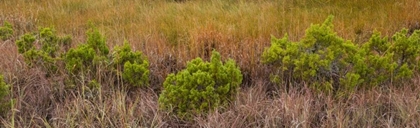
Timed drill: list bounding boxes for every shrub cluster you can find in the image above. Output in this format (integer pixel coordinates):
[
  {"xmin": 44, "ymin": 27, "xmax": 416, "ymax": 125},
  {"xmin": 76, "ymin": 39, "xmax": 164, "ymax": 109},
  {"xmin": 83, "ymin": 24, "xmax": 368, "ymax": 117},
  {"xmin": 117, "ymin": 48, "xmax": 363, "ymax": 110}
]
[
  {"xmin": 13, "ymin": 22, "xmax": 238, "ymax": 118},
  {"xmin": 16, "ymin": 28, "xmax": 71, "ymax": 76},
  {"xmin": 113, "ymin": 41, "xmax": 149, "ymax": 87},
  {"xmin": 62, "ymin": 26, "xmax": 150, "ymax": 88},
  {"xmin": 262, "ymin": 16, "xmax": 420, "ymax": 95},
  {"xmin": 8, "ymin": 15, "xmax": 418, "ymax": 119},
  {"xmin": 354, "ymin": 29, "xmax": 420, "ymax": 87},
  {"xmin": 64, "ymin": 26, "xmax": 109, "ymax": 77},
  {"xmin": 0, "ymin": 21, "xmax": 13, "ymax": 41},
  {"xmin": 159, "ymin": 50, "xmax": 243, "ymax": 118},
  {"xmin": 14, "ymin": 23, "xmax": 150, "ymax": 89},
  {"xmin": 0, "ymin": 75, "xmax": 11, "ymax": 116}
]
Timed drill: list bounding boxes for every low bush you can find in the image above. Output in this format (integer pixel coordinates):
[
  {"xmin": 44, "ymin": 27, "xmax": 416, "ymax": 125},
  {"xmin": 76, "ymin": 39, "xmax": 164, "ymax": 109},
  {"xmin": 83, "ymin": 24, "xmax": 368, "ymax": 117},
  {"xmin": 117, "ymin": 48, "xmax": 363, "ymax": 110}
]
[
  {"xmin": 15, "ymin": 24, "xmax": 150, "ymax": 89},
  {"xmin": 63, "ymin": 25, "xmax": 150, "ymax": 88},
  {"xmin": 64, "ymin": 26, "xmax": 108, "ymax": 76},
  {"xmin": 262, "ymin": 16, "xmax": 420, "ymax": 95},
  {"xmin": 354, "ymin": 29, "xmax": 420, "ymax": 87},
  {"xmin": 159, "ymin": 50, "xmax": 242, "ymax": 119},
  {"xmin": 262, "ymin": 16, "xmax": 358, "ymax": 94},
  {"xmin": 0, "ymin": 21, "xmax": 13, "ymax": 41},
  {"xmin": 16, "ymin": 28, "xmax": 71, "ymax": 76},
  {"xmin": 113, "ymin": 41, "xmax": 149, "ymax": 87},
  {"xmin": 0, "ymin": 75, "xmax": 11, "ymax": 116}
]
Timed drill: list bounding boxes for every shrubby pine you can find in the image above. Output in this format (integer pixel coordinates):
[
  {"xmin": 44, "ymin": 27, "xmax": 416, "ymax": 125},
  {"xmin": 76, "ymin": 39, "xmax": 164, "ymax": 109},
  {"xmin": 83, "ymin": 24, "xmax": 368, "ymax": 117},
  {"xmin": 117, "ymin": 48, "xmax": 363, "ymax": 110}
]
[
  {"xmin": 0, "ymin": 21, "xmax": 13, "ymax": 41},
  {"xmin": 39, "ymin": 28, "xmax": 72, "ymax": 57},
  {"xmin": 159, "ymin": 50, "xmax": 242, "ymax": 119},
  {"xmin": 64, "ymin": 25, "xmax": 150, "ymax": 88},
  {"xmin": 64, "ymin": 45, "xmax": 96, "ymax": 74},
  {"xmin": 263, "ymin": 16, "xmax": 358, "ymax": 94},
  {"xmin": 16, "ymin": 34, "xmax": 36, "ymax": 54},
  {"xmin": 262, "ymin": 16, "xmax": 420, "ymax": 95},
  {"xmin": 15, "ymin": 23, "xmax": 150, "ymax": 89},
  {"xmin": 113, "ymin": 41, "xmax": 149, "ymax": 87},
  {"xmin": 16, "ymin": 28, "xmax": 71, "ymax": 76},
  {"xmin": 0, "ymin": 75, "xmax": 11, "ymax": 116},
  {"xmin": 64, "ymin": 26, "xmax": 108, "ymax": 76},
  {"xmin": 354, "ymin": 29, "xmax": 420, "ymax": 87}
]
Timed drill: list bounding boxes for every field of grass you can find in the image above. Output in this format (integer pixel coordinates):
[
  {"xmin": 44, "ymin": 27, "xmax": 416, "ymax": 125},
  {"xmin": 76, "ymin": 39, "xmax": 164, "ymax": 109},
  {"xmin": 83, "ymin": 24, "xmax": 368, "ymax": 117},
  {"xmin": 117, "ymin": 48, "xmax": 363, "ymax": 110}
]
[{"xmin": 1, "ymin": 0, "xmax": 420, "ymax": 127}]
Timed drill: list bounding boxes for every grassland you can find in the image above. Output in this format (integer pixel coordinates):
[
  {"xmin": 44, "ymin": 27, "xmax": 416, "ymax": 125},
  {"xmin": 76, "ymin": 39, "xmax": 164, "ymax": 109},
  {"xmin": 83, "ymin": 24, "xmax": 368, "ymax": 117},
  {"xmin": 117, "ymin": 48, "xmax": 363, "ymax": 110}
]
[{"xmin": 1, "ymin": 0, "xmax": 420, "ymax": 127}]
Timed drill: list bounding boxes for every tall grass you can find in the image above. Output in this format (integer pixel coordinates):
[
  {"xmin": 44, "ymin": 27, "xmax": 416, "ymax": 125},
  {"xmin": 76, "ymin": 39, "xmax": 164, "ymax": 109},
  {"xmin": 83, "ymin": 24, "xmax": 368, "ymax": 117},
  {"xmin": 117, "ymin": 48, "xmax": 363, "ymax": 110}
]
[{"xmin": 1, "ymin": 0, "xmax": 420, "ymax": 127}]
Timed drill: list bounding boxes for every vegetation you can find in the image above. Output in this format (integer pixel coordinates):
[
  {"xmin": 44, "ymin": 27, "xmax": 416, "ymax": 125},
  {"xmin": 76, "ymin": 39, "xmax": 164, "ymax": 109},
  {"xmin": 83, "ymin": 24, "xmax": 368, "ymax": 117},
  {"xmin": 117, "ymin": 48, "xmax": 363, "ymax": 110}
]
[
  {"xmin": 262, "ymin": 16, "xmax": 420, "ymax": 95},
  {"xmin": 15, "ymin": 24, "xmax": 150, "ymax": 88},
  {"xmin": 1, "ymin": 0, "xmax": 420, "ymax": 127},
  {"xmin": 263, "ymin": 16, "xmax": 359, "ymax": 94},
  {"xmin": 63, "ymin": 26, "xmax": 151, "ymax": 88},
  {"xmin": 16, "ymin": 28, "xmax": 71, "ymax": 76},
  {"xmin": 0, "ymin": 21, "xmax": 13, "ymax": 41},
  {"xmin": 65, "ymin": 26, "xmax": 108, "ymax": 74},
  {"xmin": 159, "ymin": 50, "xmax": 242, "ymax": 118},
  {"xmin": 113, "ymin": 41, "xmax": 149, "ymax": 87},
  {"xmin": 0, "ymin": 75, "xmax": 10, "ymax": 116},
  {"xmin": 355, "ymin": 29, "xmax": 420, "ymax": 87}
]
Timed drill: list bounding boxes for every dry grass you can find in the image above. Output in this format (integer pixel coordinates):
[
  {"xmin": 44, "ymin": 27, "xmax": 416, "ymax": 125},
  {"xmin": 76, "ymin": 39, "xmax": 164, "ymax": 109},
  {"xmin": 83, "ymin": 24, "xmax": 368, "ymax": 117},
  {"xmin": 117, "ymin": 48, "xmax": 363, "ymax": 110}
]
[
  {"xmin": 194, "ymin": 80, "xmax": 420, "ymax": 127},
  {"xmin": 1, "ymin": 0, "xmax": 420, "ymax": 127}
]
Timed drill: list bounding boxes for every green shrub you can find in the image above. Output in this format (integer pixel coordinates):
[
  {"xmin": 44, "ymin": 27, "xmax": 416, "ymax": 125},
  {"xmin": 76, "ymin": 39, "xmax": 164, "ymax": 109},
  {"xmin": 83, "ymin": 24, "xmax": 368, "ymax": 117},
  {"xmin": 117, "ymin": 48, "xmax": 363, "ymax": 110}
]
[
  {"xmin": 0, "ymin": 75, "xmax": 11, "ymax": 115},
  {"xmin": 389, "ymin": 29, "xmax": 420, "ymax": 77},
  {"xmin": 113, "ymin": 41, "xmax": 149, "ymax": 87},
  {"xmin": 262, "ymin": 16, "xmax": 420, "ymax": 95},
  {"xmin": 14, "ymin": 23, "xmax": 151, "ymax": 91},
  {"xmin": 16, "ymin": 34, "xmax": 36, "ymax": 54},
  {"xmin": 39, "ymin": 28, "xmax": 72, "ymax": 57},
  {"xmin": 159, "ymin": 50, "xmax": 242, "ymax": 119},
  {"xmin": 354, "ymin": 29, "xmax": 420, "ymax": 87},
  {"xmin": 16, "ymin": 28, "xmax": 72, "ymax": 76},
  {"xmin": 64, "ymin": 26, "xmax": 108, "ymax": 76},
  {"xmin": 64, "ymin": 44, "xmax": 96, "ymax": 75},
  {"xmin": 262, "ymin": 16, "xmax": 359, "ymax": 94},
  {"xmin": 0, "ymin": 21, "xmax": 13, "ymax": 41},
  {"xmin": 64, "ymin": 25, "xmax": 151, "ymax": 89}
]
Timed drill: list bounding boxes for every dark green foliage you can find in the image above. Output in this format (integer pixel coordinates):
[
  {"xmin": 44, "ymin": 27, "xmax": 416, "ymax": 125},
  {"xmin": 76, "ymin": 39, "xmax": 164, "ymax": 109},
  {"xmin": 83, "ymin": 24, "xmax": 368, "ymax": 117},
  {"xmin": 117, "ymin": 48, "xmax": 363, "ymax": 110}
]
[
  {"xmin": 16, "ymin": 34, "xmax": 36, "ymax": 54},
  {"xmin": 0, "ymin": 21, "xmax": 13, "ymax": 41},
  {"xmin": 39, "ymin": 28, "xmax": 72, "ymax": 57},
  {"xmin": 64, "ymin": 44, "xmax": 96, "ymax": 74},
  {"xmin": 63, "ymin": 25, "xmax": 151, "ymax": 89},
  {"xmin": 15, "ymin": 28, "xmax": 72, "ymax": 76},
  {"xmin": 159, "ymin": 50, "xmax": 242, "ymax": 119},
  {"xmin": 113, "ymin": 41, "xmax": 145, "ymax": 66},
  {"xmin": 86, "ymin": 26, "xmax": 109, "ymax": 56},
  {"xmin": 122, "ymin": 61, "xmax": 149, "ymax": 87},
  {"xmin": 113, "ymin": 41, "xmax": 149, "ymax": 87},
  {"xmin": 262, "ymin": 16, "xmax": 358, "ymax": 94},
  {"xmin": 0, "ymin": 75, "xmax": 11, "ymax": 115},
  {"xmin": 353, "ymin": 31, "xmax": 394, "ymax": 86},
  {"xmin": 14, "ymin": 23, "xmax": 150, "ymax": 89},
  {"xmin": 262, "ymin": 16, "xmax": 420, "ymax": 95},
  {"xmin": 64, "ymin": 26, "xmax": 108, "ymax": 75},
  {"xmin": 389, "ymin": 29, "xmax": 420, "ymax": 75},
  {"xmin": 354, "ymin": 29, "xmax": 420, "ymax": 87}
]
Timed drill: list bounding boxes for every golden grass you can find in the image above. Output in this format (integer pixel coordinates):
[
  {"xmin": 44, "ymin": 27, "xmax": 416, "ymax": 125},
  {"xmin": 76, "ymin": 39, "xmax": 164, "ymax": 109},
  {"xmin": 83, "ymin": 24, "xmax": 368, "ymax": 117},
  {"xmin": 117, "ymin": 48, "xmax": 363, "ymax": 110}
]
[{"xmin": 1, "ymin": 0, "xmax": 420, "ymax": 127}]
